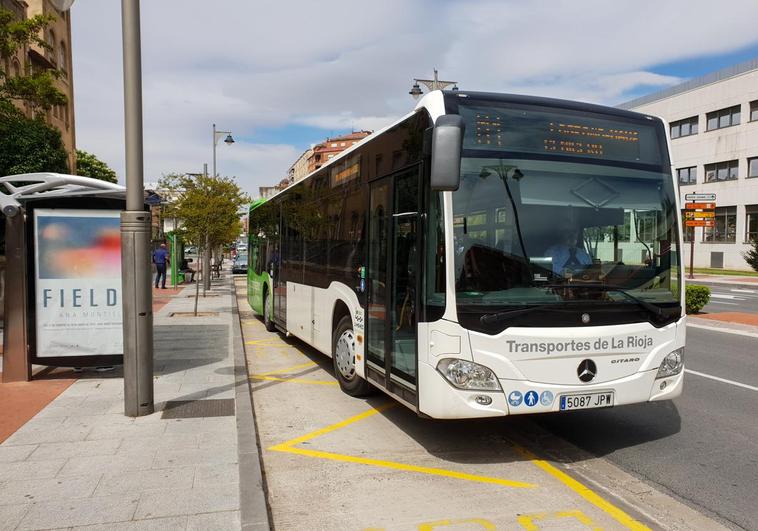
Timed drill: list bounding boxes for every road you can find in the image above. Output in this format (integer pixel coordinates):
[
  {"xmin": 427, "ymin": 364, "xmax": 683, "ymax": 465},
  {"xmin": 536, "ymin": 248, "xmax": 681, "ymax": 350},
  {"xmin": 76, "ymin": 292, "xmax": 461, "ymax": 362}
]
[
  {"xmin": 234, "ymin": 277, "xmax": 734, "ymax": 530},
  {"xmin": 694, "ymin": 281, "xmax": 758, "ymax": 314},
  {"xmin": 533, "ymin": 326, "xmax": 758, "ymax": 530}
]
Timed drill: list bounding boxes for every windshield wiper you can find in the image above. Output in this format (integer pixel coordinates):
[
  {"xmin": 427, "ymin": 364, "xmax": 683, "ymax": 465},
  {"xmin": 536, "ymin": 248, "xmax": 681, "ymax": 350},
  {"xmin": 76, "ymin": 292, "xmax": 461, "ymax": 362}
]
[
  {"xmin": 479, "ymin": 304, "xmax": 563, "ymax": 325},
  {"xmin": 545, "ymin": 283, "xmax": 665, "ymax": 319}
]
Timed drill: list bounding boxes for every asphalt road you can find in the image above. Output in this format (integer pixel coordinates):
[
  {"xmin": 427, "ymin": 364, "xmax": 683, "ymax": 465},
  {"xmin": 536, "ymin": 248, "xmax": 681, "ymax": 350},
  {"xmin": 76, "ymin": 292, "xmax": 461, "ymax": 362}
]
[
  {"xmin": 533, "ymin": 326, "xmax": 758, "ymax": 530},
  {"xmin": 694, "ymin": 281, "xmax": 758, "ymax": 314}
]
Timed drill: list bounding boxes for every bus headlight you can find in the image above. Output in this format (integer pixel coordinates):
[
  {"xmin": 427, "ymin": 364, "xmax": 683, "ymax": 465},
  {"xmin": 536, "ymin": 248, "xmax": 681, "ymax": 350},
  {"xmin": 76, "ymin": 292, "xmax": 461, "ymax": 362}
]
[
  {"xmin": 656, "ymin": 348, "xmax": 684, "ymax": 379},
  {"xmin": 437, "ymin": 358, "xmax": 501, "ymax": 391}
]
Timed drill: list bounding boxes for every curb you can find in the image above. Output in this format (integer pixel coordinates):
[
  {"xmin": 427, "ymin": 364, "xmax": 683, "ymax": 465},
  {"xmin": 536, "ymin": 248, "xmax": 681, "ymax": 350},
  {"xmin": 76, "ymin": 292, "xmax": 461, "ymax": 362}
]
[{"xmin": 230, "ymin": 275, "xmax": 272, "ymax": 531}]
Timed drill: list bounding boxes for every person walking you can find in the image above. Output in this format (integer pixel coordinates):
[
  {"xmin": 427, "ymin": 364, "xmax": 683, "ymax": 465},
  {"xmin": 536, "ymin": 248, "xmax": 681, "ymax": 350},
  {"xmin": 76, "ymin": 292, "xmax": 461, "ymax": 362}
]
[{"xmin": 152, "ymin": 243, "xmax": 170, "ymax": 289}]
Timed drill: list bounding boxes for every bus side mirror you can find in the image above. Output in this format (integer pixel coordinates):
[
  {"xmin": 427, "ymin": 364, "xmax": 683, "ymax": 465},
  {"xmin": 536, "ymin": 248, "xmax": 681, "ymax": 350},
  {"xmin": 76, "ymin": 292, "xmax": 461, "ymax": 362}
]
[{"xmin": 430, "ymin": 114, "xmax": 465, "ymax": 191}]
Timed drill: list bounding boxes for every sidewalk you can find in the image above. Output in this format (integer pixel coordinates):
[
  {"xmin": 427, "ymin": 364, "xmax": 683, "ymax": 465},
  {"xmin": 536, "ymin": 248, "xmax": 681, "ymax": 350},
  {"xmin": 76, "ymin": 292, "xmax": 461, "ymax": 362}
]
[{"xmin": 0, "ymin": 272, "xmax": 268, "ymax": 531}]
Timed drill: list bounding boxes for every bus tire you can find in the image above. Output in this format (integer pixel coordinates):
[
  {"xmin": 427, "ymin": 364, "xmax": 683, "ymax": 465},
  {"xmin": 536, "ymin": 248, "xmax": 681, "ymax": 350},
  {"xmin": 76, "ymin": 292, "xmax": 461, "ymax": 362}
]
[
  {"xmin": 333, "ymin": 315, "xmax": 371, "ymax": 397},
  {"xmin": 263, "ymin": 290, "xmax": 276, "ymax": 332}
]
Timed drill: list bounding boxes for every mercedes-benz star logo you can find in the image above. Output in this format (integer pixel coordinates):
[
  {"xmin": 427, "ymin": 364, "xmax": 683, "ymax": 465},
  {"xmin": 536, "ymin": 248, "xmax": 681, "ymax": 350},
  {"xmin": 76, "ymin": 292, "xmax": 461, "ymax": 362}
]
[
  {"xmin": 581, "ymin": 313, "xmax": 591, "ymax": 324},
  {"xmin": 577, "ymin": 359, "xmax": 597, "ymax": 383}
]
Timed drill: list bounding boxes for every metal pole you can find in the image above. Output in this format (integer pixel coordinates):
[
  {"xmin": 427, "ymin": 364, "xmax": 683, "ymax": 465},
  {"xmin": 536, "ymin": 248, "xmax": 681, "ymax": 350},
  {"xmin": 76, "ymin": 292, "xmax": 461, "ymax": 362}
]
[
  {"xmin": 212, "ymin": 123, "xmax": 217, "ymax": 178},
  {"xmin": 688, "ymin": 200, "xmax": 695, "ymax": 280},
  {"xmin": 121, "ymin": 0, "xmax": 154, "ymax": 417}
]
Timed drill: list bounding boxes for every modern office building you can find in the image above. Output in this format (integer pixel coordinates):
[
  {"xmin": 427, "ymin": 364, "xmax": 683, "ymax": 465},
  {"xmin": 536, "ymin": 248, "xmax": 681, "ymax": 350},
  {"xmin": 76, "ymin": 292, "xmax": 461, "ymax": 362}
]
[{"xmin": 620, "ymin": 59, "xmax": 758, "ymax": 270}]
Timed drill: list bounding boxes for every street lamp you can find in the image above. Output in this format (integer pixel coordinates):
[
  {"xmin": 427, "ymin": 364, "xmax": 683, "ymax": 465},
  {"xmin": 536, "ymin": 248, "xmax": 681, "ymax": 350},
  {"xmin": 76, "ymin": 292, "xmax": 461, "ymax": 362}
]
[
  {"xmin": 212, "ymin": 123, "xmax": 234, "ymax": 178},
  {"xmin": 409, "ymin": 69, "xmax": 458, "ymax": 100}
]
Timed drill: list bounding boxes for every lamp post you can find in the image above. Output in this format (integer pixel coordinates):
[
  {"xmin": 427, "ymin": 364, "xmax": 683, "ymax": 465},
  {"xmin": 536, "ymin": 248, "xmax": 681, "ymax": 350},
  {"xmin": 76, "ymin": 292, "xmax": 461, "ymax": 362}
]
[
  {"xmin": 409, "ymin": 69, "xmax": 458, "ymax": 100},
  {"xmin": 120, "ymin": 0, "xmax": 153, "ymax": 416},
  {"xmin": 205, "ymin": 128, "xmax": 233, "ymax": 290},
  {"xmin": 212, "ymin": 124, "xmax": 234, "ymax": 178}
]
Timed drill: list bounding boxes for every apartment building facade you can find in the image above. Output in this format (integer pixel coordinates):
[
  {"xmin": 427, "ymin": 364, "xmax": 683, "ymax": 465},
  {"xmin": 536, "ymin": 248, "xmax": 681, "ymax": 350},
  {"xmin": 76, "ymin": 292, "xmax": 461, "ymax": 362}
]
[
  {"xmin": 1, "ymin": 0, "xmax": 76, "ymax": 171},
  {"xmin": 621, "ymin": 59, "xmax": 758, "ymax": 270},
  {"xmin": 306, "ymin": 131, "xmax": 371, "ymax": 174}
]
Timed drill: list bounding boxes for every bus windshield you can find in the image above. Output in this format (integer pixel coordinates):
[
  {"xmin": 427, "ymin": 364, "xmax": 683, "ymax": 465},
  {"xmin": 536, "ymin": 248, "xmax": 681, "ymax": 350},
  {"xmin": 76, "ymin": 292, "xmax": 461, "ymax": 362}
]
[{"xmin": 450, "ymin": 103, "xmax": 681, "ymax": 328}]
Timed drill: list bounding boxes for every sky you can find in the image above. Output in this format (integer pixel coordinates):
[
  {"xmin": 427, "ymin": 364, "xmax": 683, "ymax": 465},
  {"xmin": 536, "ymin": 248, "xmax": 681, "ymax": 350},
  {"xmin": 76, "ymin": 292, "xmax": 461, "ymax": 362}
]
[{"xmin": 70, "ymin": 0, "xmax": 758, "ymax": 198}]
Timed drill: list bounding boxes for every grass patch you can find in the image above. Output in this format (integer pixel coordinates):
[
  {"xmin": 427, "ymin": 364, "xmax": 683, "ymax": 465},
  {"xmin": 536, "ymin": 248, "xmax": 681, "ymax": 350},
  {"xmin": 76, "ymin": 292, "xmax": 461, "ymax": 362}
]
[{"xmin": 691, "ymin": 268, "xmax": 758, "ymax": 277}]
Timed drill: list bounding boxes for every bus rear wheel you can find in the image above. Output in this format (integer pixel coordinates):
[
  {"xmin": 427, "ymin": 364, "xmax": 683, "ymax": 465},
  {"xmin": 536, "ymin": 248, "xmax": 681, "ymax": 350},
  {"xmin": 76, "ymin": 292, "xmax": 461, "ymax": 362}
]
[
  {"xmin": 333, "ymin": 315, "xmax": 371, "ymax": 397},
  {"xmin": 263, "ymin": 291, "xmax": 275, "ymax": 332}
]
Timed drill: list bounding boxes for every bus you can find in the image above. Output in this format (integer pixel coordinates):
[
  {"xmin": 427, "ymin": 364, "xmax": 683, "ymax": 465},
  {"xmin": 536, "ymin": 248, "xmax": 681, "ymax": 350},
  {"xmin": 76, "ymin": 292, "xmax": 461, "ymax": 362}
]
[{"xmin": 247, "ymin": 90, "xmax": 685, "ymax": 419}]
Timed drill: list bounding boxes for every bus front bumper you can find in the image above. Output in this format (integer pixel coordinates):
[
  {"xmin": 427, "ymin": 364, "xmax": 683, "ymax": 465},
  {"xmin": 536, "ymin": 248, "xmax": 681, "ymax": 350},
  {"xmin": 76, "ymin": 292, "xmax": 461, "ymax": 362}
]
[{"xmin": 417, "ymin": 361, "xmax": 683, "ymax": 419}]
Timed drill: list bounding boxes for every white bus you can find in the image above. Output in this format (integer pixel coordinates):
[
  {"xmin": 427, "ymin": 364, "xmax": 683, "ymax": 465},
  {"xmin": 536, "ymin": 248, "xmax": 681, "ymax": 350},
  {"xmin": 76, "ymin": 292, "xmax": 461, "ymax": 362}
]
[{"xmin": 248, "ymin": 90, "xmax": 685, "ymax": 419}]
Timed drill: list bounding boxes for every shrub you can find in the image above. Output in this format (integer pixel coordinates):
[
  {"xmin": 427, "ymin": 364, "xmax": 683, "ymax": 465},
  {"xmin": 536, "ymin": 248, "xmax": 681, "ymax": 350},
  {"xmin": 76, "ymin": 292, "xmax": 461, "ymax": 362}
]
[
  {"xmin": 685, "ymin": 285, "xmax": 711, "ymax": 314},
  {"xmin": 743, "ymin": 238, "xmax": 758, "ymax": 272}
]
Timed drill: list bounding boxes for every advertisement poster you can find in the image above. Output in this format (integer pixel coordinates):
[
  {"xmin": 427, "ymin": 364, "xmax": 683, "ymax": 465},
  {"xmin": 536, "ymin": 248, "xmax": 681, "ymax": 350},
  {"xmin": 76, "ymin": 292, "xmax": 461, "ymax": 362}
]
[{"xmin": 34, "ymin": 209, "xmax": 123, "ymax": 357}]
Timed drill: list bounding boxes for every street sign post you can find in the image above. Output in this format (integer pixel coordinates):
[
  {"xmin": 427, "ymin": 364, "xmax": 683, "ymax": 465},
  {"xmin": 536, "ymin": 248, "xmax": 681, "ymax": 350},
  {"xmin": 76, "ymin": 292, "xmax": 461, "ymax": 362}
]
[{"xmin": 685, "ymin": 193, "xmax": 717, "ymax": 279}]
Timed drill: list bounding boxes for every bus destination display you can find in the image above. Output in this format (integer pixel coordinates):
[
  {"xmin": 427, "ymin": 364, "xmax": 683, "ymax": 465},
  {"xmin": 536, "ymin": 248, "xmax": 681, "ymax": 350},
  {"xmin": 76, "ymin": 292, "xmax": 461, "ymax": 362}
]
[{"xmin": 461, "ymin": 104, "xmax": 661, "ymax": 165}]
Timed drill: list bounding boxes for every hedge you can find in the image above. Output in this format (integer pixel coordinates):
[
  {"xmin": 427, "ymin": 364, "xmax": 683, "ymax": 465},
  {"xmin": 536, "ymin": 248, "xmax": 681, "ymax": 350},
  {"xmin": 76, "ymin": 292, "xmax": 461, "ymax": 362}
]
[{"xmin": 685, "ymin": 285, "xmax": 711, "ymax": 314}]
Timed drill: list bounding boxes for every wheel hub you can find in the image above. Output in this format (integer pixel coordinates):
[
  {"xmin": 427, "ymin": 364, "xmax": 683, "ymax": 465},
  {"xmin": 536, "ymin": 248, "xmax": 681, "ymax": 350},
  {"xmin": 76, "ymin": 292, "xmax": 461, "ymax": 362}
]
[{"xmin": 335, "ymin": 330, "xmax": 356, "ymax": 380}]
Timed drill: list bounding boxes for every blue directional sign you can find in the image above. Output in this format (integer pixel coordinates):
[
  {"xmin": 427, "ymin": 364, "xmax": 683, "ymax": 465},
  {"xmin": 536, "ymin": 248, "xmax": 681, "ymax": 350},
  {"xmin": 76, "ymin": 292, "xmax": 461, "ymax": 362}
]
[{"xmin": 524, "ymin": 390, "xmax": 539, "ymax": 407}]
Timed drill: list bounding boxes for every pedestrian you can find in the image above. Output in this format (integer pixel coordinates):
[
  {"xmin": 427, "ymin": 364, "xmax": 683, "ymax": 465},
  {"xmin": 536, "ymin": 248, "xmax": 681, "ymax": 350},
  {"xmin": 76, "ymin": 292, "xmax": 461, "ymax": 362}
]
[{"xmin": 152, "ymin": 243, "xmax": 170, "ymax": 289}]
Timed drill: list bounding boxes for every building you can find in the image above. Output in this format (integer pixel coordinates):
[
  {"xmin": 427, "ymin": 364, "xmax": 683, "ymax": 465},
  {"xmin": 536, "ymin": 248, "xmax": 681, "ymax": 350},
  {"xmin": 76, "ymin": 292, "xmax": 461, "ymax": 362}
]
[
  {"xmin": 259, "ymin": 178, "xmax": 290, "ymax": 199},
  {"xmin": 1, "ymin": 0, "xmax": 76, "ymax": 171},
  {"xmin": 620, "ymin": 59, "xmax": 758, "ymax": 270},
  {"xmin": 306, "ymin": 131, "xmax": 371, "ymax": 173},
  {"xmin": 288, "ymin": 147, "xmax": 313, "ymax": 183}
]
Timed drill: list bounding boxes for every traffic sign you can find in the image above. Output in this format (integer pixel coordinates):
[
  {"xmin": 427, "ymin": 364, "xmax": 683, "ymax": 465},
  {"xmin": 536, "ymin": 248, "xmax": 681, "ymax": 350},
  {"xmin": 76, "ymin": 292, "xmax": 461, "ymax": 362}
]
[
  {"xmin": 685, "ymin": 202, "xmax": 716, "ymax": 210},
  {"xmin": 685, "ymin": 193, "xmax": 716, "ymax": 201},
  {"xmin": 685, "ymin": 211, "xmax": 715, "ymax": 219},
  {"xmin": 685, "ymin": 219, "xmax": 715, "ymax": 227}
]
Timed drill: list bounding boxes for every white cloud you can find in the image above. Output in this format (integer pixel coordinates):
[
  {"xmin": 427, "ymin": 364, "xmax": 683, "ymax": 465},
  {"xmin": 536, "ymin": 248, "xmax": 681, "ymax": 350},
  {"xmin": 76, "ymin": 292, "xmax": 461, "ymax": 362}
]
[{"xmin": 70, "ymin": 0, "xmax": 758, "ymax": 198}]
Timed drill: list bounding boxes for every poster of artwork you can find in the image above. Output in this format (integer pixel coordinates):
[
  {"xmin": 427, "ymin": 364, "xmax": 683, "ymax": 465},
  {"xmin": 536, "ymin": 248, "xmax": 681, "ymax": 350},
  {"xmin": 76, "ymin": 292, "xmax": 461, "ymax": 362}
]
[{"xmin": 34, "ymin": 209, "xmax": 123, "ymax": 357}]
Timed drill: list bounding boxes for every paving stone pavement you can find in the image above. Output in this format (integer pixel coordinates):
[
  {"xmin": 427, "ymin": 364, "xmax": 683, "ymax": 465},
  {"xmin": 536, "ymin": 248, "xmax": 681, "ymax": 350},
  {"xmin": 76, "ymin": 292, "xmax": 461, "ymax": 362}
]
[{"xmin": 0, "ymin": 272, "xmax": 266, "ymax": 531}]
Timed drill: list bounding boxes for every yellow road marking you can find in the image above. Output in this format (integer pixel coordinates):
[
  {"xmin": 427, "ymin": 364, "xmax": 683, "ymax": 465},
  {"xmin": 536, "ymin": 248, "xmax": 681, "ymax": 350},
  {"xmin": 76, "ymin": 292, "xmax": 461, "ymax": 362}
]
[
  {"xmin": 517, "ymin": 509, "xmax": 599, "ymax": 530},
  {"xmin": 270, "ymin": 406, "xmax": 535, "ymax": 489},
  {"xmin": 419, "ymin": 518, "xmax": 496, "ymax": 530},
  {"xmin": 251, "ymin": 375, "xmax": 338, "ymax": 386},
  {"xmin": 513, "ymin": 446, "xmax": 649, "ymax": 530},
  {"xmin": 255, "ymin": 361, "xmax": 317, "ymax": 376}
]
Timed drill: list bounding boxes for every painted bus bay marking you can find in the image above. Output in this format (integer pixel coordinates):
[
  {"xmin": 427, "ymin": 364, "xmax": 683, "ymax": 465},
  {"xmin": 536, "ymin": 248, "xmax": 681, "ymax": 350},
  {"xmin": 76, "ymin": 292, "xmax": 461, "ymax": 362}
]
[
  {"xmin": 517, "ymin": 510, "xmax": 599, "ymax": 530},
  {"xmin": 512, "ymin": 445, "xmax": 650, "ymax": 531},
  {"xmin": 251, "ymin": 374, "xmax": 338, "ymax": 386},
  {"xmin": 269, "ymin": 405, "xmax": 536, "ymax": 489}
]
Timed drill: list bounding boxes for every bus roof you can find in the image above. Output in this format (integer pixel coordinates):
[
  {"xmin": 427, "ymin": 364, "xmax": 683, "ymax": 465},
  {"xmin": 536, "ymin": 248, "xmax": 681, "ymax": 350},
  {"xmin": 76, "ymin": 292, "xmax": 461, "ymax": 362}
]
[{"xmin": 256, "ymin": 90, "xmax": 661, "ymax": 202}]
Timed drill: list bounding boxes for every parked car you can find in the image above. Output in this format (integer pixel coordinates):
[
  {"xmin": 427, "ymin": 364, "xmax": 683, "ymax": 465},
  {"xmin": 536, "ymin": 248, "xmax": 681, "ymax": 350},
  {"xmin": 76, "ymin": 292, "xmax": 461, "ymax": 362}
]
[{"xmin": 232, "ymin": 253, "xmax": 248, "ymax": 274}]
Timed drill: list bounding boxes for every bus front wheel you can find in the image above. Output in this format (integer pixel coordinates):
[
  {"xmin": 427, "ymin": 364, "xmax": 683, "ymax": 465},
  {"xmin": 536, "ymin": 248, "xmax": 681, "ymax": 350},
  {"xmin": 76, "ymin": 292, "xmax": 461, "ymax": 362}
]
[
  {"xmin": 333, "ymin": 315, "xmax": 371, "ymax": 397},
  {"xmin": 263, "ymin": 291, "xmax": 276, "ymax": 332}
]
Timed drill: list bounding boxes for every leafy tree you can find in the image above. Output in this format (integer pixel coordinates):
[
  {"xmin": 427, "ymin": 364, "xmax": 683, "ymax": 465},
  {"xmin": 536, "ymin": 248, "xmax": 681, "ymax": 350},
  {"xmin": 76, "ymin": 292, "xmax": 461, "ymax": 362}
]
[
  {"xmin": 743, "ymin": 238, "xmax": 758, "ymax": 272},
  {"xmin": 160, "ymin": 172, "xmax": 249, "ymax": 313},
  {"xmin": 76, "ymin": 149, "xmax": 117, "ymax": 183},
  {"xmin": 0, "ymin": 7, "xmax": 67, "ymax": 113},
  {"xmin": 0, "ymin": 99, "xmax": 68, "ymax": 175}
]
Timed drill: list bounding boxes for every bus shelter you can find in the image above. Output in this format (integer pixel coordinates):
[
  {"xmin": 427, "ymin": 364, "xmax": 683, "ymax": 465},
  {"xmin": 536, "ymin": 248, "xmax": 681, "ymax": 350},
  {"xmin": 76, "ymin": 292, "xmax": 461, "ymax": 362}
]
[{"xmin": 1, "ymin": 173, "xmax": 127, "ymax": 382}]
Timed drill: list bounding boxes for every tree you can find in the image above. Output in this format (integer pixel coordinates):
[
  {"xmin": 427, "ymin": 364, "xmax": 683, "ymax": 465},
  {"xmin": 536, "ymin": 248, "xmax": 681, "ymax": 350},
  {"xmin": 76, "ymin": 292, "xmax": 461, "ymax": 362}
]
[
  {"xmin": 0, "ymin": 99, "xmax": 68, "ymax": 175},
  {"xmin": 743, "ymin": 238, "xmax": 758, "ymax": 272},
  {"xmin": 160, "ymin": 172, "xmax": 249, "ymax": 313},
  {"xmin": 0, "ymin": 7, "xmax": 67, "ymax": 113},
  {"xmin": 76, "ymin": 150, "xmax": 117, "ymax": 183}
]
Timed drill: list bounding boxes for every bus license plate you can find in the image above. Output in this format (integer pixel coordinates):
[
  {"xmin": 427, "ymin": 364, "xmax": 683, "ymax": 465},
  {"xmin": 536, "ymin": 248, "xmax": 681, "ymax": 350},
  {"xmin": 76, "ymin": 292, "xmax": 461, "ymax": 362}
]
[{"xmin": 559, "ymin": 392, "xmax": 614, "ymax": 411}]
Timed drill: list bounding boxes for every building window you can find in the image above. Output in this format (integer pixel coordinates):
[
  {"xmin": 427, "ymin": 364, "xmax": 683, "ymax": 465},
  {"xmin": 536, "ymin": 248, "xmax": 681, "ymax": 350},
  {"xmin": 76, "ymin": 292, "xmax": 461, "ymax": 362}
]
[
  {"xmin": 751, "ymin": 100, "xmax": 758, "ymax": 122},
  {"xmin": 59, "ymin": 41, "xmax": 67, "ymax": 76},
  {"xmin": 704, "ymin": 160, "xmax": 738, "ymax": 182},
  {"xmin": 670, "ymin": 116, "xmax": 698, "ymax": 139},
  {"xmin": 703, "ymin": 206, "xmax": 736, "ymax": 243},
  {"xmin": 677, "ymin": 166, "xmax": 697, "ymax": 186},
  {"xmin": 749, "ymin": 157, "xmax": 758, "ymax": 178},
  {"xmin": 11, "ymin": 58, "xmax": 20, "ymax": 77},
  {"xmin": 706, "ymin": 105, "xmax": 740, "ymax": 131},
  {"xmin": 331, "ymin": 143, "xmax": 337, "ymax": 147},
  {"xmin": 746, "ymin": 205, "xmax": 758, "ymax": 242}
]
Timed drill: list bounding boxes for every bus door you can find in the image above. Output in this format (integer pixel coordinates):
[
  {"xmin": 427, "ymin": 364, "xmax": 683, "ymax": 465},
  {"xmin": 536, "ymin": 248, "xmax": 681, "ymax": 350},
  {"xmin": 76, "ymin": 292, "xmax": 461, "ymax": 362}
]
[{"xmin": 366, "ymin": 166, "xmax": 420, "ymax": 404}]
